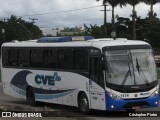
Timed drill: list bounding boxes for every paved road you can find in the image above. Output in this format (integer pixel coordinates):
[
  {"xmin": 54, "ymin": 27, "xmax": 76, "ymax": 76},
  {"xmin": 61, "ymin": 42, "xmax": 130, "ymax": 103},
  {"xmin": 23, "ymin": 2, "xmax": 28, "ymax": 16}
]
[{"xmin": 0, "ymin": 84, "xmax": 160, "ymax": 120}]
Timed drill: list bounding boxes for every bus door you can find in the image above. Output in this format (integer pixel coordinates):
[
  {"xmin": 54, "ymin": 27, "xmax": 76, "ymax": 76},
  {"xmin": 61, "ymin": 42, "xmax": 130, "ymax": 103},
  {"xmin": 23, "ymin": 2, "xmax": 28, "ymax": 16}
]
[{"xmin": 89, "ymin": 56, "xmax": 105, "ymax": 110}]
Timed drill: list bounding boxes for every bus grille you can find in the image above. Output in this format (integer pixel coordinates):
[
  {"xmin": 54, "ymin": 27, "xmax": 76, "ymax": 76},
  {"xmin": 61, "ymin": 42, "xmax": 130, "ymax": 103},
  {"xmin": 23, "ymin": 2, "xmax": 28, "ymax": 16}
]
[
  {"xmin": 123, "ymin": 101, "xmax": 149, "ymax": 109},
  {"xmin": 113, "ymin": 85, "xmax": 155, "ymax": 93}
]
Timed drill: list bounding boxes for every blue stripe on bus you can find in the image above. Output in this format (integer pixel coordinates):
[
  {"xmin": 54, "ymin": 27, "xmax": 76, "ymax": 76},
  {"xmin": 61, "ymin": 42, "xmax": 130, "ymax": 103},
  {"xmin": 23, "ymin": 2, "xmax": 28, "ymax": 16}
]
[
  {"xmin": 34, "ymin": 88, "xmax": 75, "ymax": 94},
  {"xmin": 10, "ymin": 83, "xmax": 75, "ymax": 100},
  {"xmin": 10, "ymin": 84, "xmax": 26, "ymax": 96},
  {"xmin": 35, "ymin": 90, "xmax": 75, "ymax": 100}
]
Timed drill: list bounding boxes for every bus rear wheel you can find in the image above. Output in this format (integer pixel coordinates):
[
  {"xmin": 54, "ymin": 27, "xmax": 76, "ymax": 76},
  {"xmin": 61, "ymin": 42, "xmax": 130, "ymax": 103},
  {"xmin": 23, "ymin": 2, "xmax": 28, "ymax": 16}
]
[
  {"xmin": 79, "ymin": 93, "xmax": 90, "ymax": 114},
  {"xmin": 27, "ymin": 87, "xmax": 36, "ymax": 106}
]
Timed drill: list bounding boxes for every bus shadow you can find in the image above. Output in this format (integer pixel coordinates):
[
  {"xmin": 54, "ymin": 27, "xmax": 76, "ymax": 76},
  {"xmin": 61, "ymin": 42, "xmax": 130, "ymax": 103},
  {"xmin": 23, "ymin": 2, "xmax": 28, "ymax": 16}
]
[
  {"xmin": 36, "ymin": 102, "xmax": 130, "ymax": 117},
  {"xmin": 7, "ymin": 100, "xmax": 130, "ymax": 117}
]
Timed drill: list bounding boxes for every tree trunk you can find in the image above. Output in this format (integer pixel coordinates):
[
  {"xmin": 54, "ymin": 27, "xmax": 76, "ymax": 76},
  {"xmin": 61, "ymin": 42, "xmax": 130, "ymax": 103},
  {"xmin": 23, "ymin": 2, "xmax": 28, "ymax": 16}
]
[
  {"xmin": 112, "ymin": 6, "xmax": 115, "ymax": 31},
  {"xmin": 132, "ymin": 5, "xmax": 136, "ymax": 40},
  {"xmin": 150, "ymin": 4, "xmax": 153, "ymax": 18}
]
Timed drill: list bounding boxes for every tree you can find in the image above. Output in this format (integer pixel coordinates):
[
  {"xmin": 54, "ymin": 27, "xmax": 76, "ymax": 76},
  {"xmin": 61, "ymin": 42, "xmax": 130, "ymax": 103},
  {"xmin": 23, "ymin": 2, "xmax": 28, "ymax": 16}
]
[
  {"xmin": 0, "ymin": 15, "xmax": 43, "ymax": 43},
  {"xmin": 0, "ymin": 21, "xmax": 6, "ymax": 45},
  {"xmin": 139, "ymin": 18, "xmax": 160, "ymax": 47},
  {"xmin": 144, "ymin": 0, "xmax": 160, "ymax": 19},
  {"xmin": 84, "ymin": 24, "xmax": 111, "ymax": 38},
  {"xmin": 116, "ymin": 17, "xmax": 132, "ymax": 38},
  {"xmin": 128, "ymin": 0, "xmax": 141, "ymax": 40},
  {"xmin": 103, "ymin": 0, "xmax": 127, "ymax": 32}
]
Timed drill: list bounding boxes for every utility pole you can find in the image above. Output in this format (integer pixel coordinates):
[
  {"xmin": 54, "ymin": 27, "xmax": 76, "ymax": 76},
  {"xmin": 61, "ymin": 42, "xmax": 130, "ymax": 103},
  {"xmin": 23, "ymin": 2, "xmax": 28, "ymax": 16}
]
[
  {"xmin": 29, "ymin": 18, "xmax": 38, "ymax": 24},
  {"xmin": 100, "ymin": 3, "xmax": 111, "ymax": 35},
  {"xmin": 101, "ymin": 4, "xmax": 107, "ymax": 26}
]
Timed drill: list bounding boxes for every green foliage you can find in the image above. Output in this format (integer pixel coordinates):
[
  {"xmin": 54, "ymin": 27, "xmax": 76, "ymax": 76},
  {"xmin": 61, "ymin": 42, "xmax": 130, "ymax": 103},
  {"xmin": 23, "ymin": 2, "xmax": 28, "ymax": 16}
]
[
  {"xmin": 84, "ymin": 24, "xmax": 110, "ymax": 38},
  {"xmin": 61, "ymin": 26, "xmax": 82, "ymax": 33},
  {"xmin": 136, "ymin": 18, "xmax": 160, "ymax": 47},
  {"xmin": 0, "ymin": 15, "xmax": 43, "ymax": 45},
  {"xmin": 84, "ymin": 17, "xmax": 160, "ymax": 47}
]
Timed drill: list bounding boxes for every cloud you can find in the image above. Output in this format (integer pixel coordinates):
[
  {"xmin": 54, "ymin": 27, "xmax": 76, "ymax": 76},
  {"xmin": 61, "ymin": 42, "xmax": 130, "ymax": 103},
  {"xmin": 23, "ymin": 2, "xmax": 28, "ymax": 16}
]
[{"xmin": 0, "ymin": 0, "xmax": 160, "ymax": 28}]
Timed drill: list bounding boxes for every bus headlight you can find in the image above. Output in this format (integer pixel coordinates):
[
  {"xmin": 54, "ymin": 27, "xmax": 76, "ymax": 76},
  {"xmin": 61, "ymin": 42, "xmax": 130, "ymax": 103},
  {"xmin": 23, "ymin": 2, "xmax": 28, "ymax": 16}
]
[
  {"xmin": 151, "ymin": 90, "xmax": 159, "ymax": 97},
  {"xmin": 108, "ymin": 92, "xmax": 121, "ymax": 100}
]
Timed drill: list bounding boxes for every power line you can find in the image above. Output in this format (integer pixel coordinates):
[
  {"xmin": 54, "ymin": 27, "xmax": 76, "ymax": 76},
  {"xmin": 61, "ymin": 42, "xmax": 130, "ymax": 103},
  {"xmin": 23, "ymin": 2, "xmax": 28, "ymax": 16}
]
[
  {"xmin": 18, "ymin": 5, "xmax": 102, "ymax": 17},
  {"xmin": 38, "ymin": 17, "xmax": 103, "ymax": 22}
]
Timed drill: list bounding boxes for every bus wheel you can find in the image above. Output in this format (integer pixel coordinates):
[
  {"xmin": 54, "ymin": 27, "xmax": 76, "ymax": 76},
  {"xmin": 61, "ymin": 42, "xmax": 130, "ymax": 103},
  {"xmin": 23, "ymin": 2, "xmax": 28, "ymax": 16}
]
[
  {"xmin": 79, "ymin": 93, "xmax": 90, "ymax": 114},
  {"xmin": 27, "ymin": 87, "xmax": 36, "ymax": 106}
]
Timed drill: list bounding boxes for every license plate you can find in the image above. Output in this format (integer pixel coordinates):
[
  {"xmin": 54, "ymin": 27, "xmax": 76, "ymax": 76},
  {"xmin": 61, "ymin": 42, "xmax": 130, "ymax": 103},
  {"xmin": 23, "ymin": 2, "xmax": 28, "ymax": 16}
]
[{"xmin": 132, "ymin": 106, "xmax": 140, "ymax": 110}]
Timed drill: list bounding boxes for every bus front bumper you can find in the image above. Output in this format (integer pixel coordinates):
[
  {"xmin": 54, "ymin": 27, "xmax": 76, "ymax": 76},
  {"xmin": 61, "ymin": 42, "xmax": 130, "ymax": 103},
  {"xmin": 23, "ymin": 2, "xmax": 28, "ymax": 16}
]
[{"xmin": 105, "ymin": 92, "xmax": 159, "ymax": 111}]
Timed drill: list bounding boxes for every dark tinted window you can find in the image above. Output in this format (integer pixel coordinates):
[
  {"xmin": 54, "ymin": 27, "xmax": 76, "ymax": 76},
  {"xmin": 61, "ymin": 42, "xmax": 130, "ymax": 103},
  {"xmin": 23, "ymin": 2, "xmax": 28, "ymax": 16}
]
[
  {"xmin": 18, "ymin": 49, "xmax": 30, "ymax": 67},
  {"xmin": 9, "ymin": 48, "xmax": 18, "ymax": 66},
  {"xmin": 90, "ymin": 57, "xmax": 99, "ymax": 79},
  {"xmin": 73, "ymin": 50, "xmax": 88, "ymax": 70},
  {"xmin": 43, "ymin": 49, "xmax": 57, "ymax": 68},
  {"xmin": 31, "ymin": 49, "xmax": 43, "ymax": 68},
  {"xmin": 58, "ymin": 49, "xmax": 72, "ymax": 69},
  {"xmin": 2, "ymin": 48, "xmax": 9, "ymax": 66}
]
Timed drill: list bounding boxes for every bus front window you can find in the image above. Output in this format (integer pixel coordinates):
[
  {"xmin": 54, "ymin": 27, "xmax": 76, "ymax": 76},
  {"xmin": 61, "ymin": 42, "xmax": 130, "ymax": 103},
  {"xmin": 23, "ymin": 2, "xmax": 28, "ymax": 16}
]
[{"xmin": 105, "ymin": 49, "xmax": 157, "ymax": 86}]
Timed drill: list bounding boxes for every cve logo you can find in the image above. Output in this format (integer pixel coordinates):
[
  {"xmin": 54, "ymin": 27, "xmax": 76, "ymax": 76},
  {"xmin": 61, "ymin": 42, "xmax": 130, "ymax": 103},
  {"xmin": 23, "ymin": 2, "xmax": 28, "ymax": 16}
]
[{"xmin": 35, "ymin": 72, "xmax": 61, "ymax": 86}]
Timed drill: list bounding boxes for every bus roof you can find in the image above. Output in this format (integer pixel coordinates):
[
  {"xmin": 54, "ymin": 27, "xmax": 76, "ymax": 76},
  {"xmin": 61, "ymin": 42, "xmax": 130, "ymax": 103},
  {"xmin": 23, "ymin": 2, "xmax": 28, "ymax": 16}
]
[{"xmin": 2, "ymin": 38, "xmax": 150, "ymax": 50}]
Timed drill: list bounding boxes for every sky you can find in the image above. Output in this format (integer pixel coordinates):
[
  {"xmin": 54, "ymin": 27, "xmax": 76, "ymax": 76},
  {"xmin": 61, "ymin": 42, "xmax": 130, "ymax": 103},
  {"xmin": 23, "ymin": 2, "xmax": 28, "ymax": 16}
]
[{"xmin": 0, "ymin": 0, "xmax": 160, "ymax": 29}]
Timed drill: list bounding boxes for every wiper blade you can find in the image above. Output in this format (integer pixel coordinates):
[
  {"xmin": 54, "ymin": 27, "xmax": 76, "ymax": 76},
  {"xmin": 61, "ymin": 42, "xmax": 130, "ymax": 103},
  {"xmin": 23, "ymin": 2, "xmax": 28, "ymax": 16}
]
[
  {"xmin": 121, "ymin": 63, "xmax": 132, "ymax": 86},
  {"xmin": 136, "ymin": 58, "xmax": 140, "ymax": 75}
]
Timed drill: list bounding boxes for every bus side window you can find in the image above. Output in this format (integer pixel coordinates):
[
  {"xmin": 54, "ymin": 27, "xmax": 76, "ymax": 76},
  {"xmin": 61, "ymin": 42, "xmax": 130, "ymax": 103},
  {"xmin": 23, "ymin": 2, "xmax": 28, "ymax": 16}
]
[
  {"xmin": 18, "ymin": 49, "xmax": 30, "ymax": 67},
  {"xmin": 73, "ymin": 50, "xmax": 88, "ymax": 71},
  {"xmin": 2, "ymin": 48, "xmax": 9, "ymax": 67},
  {"xmin": 58, "ymin": 49, "xmax": 72, "ymax": 69},
  {"xmin": 90, "ymin": 57, "xmax": 99, "ymax": 82},
  {"xmin": 43, "ymin": 49, "xmax": 57, "ymax": 68},
  {"xmin": 31, "ymin": 49, "xmax": 43, "ymax": 68},
  {"xmin": 90, "ymin": 57, "xmax": 104, "ymax": 87},
  {"xmin": 9, "ymin": 48, "xmax": 18, "ymax": 66}
]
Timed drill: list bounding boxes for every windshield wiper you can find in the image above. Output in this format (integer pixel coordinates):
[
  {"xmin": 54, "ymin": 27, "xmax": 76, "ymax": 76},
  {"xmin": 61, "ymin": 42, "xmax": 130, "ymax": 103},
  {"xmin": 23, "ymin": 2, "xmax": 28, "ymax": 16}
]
[
  {"xmin": 136, "ymin": 58, "xmax": 140, "ymax": 75},
  {"xmin": 121, "ymin": 63, "xmax": 132, "ymax": 86},
  {"xmin": 136, "ymin": 57, "xmax": 149, "ymax": 84}
]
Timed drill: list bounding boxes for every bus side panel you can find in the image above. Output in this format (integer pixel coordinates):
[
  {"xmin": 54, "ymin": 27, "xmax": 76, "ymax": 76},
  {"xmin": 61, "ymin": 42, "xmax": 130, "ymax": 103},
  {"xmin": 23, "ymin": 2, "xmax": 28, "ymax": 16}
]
[
  {"xmin": 2, "ymin": 68, "xmax": 27, "ymax": 99},
  {"xmin": 2, "ymin": 68, "xmax": 106, "ymax": 110},
  {"xmin": 26, "ymin": 70, "xmax": 90, "ymax": 107},
  {"xmin": 1, "ymin": 68, "xmax": 91, "ymax": 107}
]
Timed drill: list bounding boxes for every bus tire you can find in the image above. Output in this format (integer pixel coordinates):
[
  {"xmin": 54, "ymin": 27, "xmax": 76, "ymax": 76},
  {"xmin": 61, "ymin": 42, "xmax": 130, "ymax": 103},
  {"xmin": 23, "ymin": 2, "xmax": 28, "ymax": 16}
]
[
  {"xmin": 27, "ymin": 87, "xmax": 36, "ymax": 106},
  {"xmin": 79, "ymin": 93, "xmax": 90, "ymax": 114}
]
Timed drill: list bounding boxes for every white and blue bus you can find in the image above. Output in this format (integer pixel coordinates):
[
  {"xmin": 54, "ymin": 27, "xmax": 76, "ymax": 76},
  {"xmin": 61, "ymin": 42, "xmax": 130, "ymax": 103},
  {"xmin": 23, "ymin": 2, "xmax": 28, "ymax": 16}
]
[{"xmin": 1, "ymin": 37, "xmax": 159, "ymax": 113}]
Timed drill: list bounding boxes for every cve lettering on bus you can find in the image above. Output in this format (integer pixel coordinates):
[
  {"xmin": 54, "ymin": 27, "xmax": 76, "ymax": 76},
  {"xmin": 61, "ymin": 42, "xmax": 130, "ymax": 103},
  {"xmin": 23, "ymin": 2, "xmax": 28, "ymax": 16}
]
[{"xmin": 35, "ymin": 72, "xmax": 61, "ymax": 86}]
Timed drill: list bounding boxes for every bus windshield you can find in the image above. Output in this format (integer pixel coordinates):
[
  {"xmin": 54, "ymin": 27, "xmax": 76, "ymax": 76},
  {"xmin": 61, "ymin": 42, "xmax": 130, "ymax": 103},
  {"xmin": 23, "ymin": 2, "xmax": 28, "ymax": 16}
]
[{"xmin": 105, "ymin": 49, "xmax": 157, "ymax": 86}]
